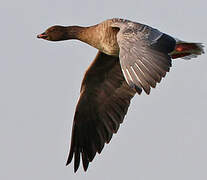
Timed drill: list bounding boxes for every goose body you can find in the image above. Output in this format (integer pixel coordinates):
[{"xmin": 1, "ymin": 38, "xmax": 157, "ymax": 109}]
[{"xmin": 37, "ymin": 18, "xmax": 204, "ymax": 172}]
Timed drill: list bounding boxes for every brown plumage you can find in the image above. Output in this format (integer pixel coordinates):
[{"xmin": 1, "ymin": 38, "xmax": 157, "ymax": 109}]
[
  {"xmin": 37, "ymin": 18, "xmax": 204, "ymax": 172},
  {"xmin": 67, "ymin": 52, "xmax": 135, "ymax": 171}
]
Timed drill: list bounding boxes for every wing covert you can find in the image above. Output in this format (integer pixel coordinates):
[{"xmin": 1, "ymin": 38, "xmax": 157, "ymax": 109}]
[{"xmin": 112, "ymin": 20, "xmax": 176, "ymax": 94}]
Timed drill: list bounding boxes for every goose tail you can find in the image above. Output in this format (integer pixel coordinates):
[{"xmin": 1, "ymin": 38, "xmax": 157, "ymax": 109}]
[{"xmin": 170, "ymin": 39, "xmax": 204, "ymax": 60}]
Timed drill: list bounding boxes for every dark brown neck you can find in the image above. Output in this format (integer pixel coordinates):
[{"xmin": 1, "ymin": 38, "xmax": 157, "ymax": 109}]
[
  {"xmin": 66, "ymin": 25, "xmax": 99, "ymax": 45},
  {"xmin": 65, "ymin": 25, "xmax": 101, "ymax": 50},
  {"xmin": 65, "ymin": 26, "xmax": 86, "ymax": 40}
]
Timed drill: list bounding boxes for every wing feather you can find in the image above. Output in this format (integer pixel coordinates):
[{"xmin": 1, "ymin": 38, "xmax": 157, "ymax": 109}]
[
  {"xmin": 66, "ymin": 51, "xmax": 136, "ymax": 172},
  {"xmin": 112, "ymin": 19, "xmax": 176, "ymax": 94}
]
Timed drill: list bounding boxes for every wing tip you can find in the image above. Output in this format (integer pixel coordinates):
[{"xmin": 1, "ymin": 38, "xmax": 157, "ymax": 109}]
[
  {"xmin": 66, "ymin": 150, "xmax": 73, "ymax": 166},
  {"xmin": 66, "ymin": 151, "xmax": 90, "ymax": 173}
]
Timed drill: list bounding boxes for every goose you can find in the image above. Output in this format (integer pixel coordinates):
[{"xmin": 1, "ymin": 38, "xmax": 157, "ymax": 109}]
[{"xmin": 37, "ymin": 18, "xmax": 204, "ymax": 172}]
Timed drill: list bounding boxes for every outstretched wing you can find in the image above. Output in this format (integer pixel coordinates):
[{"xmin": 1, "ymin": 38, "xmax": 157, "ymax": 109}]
[
  {"xmin": 112, "ymin": 20, "xmax": 176, "ymax": 94},
  {"xmin": 66, "ymin": 51, "xmax": 136, "ymax": 172}
]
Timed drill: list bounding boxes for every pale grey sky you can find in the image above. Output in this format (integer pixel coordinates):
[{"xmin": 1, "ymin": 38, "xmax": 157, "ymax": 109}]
[{"xmin": 1, "ymin": 0, "xmax": 207, "ymax": 180}]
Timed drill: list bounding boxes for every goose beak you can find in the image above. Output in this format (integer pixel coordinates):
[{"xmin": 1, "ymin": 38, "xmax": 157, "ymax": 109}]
[{"xmin": 37, "ymin": 33, "xmax": 48, "ymax": 39}]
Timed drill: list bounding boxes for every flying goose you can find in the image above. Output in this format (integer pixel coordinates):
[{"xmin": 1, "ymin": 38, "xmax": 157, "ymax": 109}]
[{"xmin": 37, "ymin": 18, "xmax": 204, "ymax": 172}]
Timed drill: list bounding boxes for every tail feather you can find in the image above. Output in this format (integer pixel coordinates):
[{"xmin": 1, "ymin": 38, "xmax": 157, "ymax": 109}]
[{"xmin": 169, "ymin": 39, "xmax": 204, "ymax": 60}]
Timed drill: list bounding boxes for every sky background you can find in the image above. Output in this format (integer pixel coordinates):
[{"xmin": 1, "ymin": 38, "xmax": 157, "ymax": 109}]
[{"xmin": 1, "ymin": 0, "xmax": 207, "ymax": 180}]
